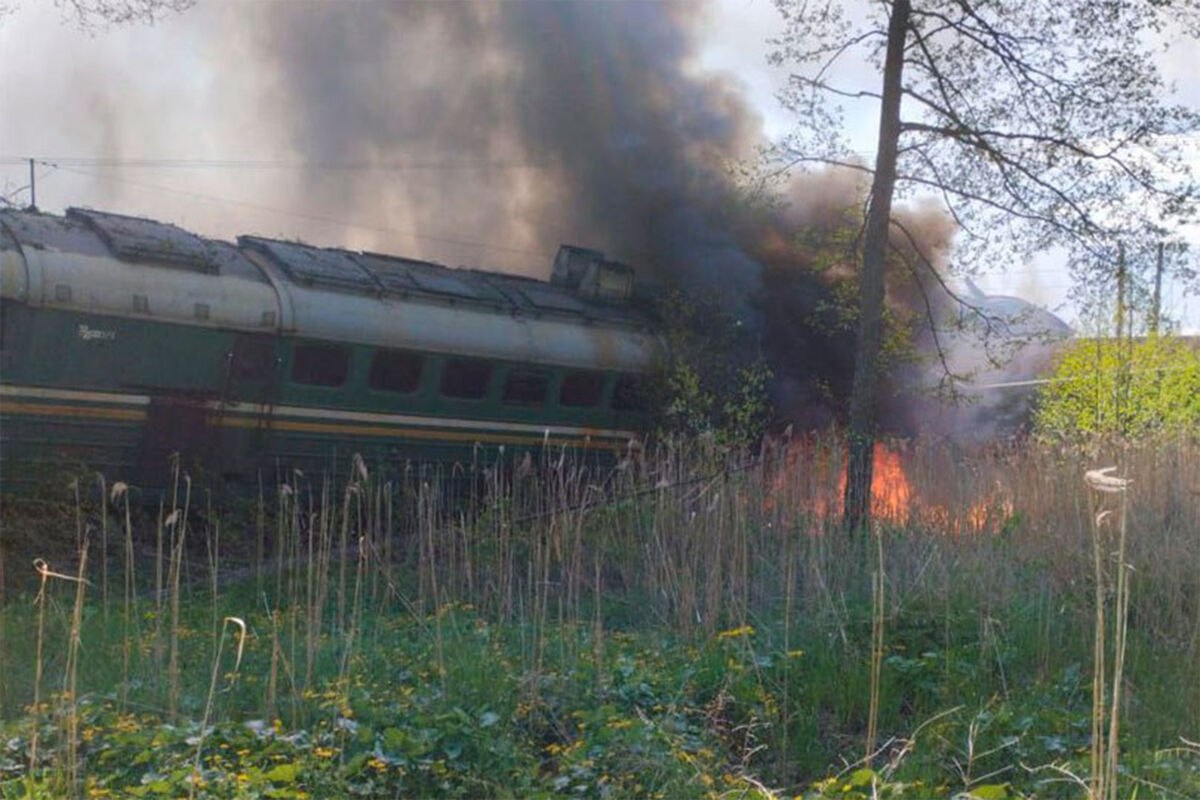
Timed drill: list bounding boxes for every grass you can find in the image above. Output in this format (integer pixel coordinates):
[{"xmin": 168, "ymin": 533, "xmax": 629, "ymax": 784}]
[{"xmin": 0, "ymin": 434, "xmax": 1197, "ymax": 798}]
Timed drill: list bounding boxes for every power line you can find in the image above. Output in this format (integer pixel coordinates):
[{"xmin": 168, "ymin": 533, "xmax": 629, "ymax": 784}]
[
  {"xmin": 0, "ymin": 155, "xmax": 551, "ymax": 172},
  {"xmin": 35, "ymin": 161, "xmax": 559, "ymax": 264}
]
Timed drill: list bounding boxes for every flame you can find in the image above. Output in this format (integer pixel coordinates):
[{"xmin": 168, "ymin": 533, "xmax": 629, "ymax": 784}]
[
  {"xmin": 833, "ymin": 442, "xmax": 912, "ymax": 522},
  {"xmin": 764, "ymin": 437, "xmax": 1013, "ymax": 535}
]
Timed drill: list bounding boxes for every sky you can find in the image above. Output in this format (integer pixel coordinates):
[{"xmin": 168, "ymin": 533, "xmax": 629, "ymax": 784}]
[{"xmin": 1, "ymin": 0, "xmax": 1197, "ymax": 333}]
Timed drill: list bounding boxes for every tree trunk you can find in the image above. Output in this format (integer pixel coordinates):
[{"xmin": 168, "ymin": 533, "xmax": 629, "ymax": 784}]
[{"xmin": 843, "ymin": 0, "xmax": 910, "ymax": 534}]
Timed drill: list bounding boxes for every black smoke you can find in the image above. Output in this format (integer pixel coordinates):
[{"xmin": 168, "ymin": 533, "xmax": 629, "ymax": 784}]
[{"xmin": 252, "ymin": 0, "xmax": 956, "ymax": 431}]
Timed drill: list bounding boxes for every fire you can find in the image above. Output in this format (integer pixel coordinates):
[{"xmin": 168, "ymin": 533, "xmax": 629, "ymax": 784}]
[
  {"xmin": 764, "ymin": 436, "xmax": 1013, "ymax": 535},
  {"xmin": 836, "ymin": 442, "xmax": 913, "ymax": 522}
]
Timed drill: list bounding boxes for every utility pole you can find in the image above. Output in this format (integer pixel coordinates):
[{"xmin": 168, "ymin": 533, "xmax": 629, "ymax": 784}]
[
  {"xmin": 1151, "ymin": 242, "xmax": 1164, "ymax": 335},
  {"xmin": 1114, "ymin": 243, "xmax": 1127, "ymax": 339},
  {"xmin": 28, "ymin": 158, "xmax": 36, "ymax": 210}
]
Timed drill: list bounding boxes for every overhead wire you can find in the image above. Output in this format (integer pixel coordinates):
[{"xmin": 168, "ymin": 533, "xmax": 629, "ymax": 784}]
[
  {"xmin": 16, "ymin": 158, "xmax": 558, "ymax": 264},
  {"xmin": 0, "ymin": 155, "xmax": 552, "ymax": 171}
]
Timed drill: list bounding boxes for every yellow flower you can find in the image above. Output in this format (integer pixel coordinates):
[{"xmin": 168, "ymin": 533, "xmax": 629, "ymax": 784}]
[{"xmin": 717, "ymin": 625, "xmax": 754, "ymax": 640}]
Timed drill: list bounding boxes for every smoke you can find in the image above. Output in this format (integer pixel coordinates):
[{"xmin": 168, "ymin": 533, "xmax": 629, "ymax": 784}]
[
  {"xmin": 3, "ymin": 0, "xmax": 997, "ymax": 433},
  {"xmin": 251, "ymin": 1, "xmax": 974, "ymax": 428},
  {"xmin": 252, "ymin": 2, "xmax": 757, "ymax": 276}
]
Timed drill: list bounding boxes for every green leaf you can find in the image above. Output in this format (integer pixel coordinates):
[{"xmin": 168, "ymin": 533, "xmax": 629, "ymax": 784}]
[
  {"xmin": 265, "ymin": 762, "xmax": 300, "ymax": 783},
  {"xmin": 967, "ymin": 785, "xmax": 1009, "ymax": 800},
  {"xmin": 849, "ymin": 768, "xmax": 877, "ymax": 787}
]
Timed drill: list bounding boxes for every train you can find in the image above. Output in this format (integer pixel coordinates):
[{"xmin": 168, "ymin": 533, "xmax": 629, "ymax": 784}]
[{"xmin": 0, "ymin": 207, "xmax": 662, "ymax": 491}]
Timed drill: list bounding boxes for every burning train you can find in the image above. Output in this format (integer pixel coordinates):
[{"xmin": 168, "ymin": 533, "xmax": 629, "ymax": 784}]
[{"xmin": 0, "ymin": 207, "xmax": 661, "ymax": 489}]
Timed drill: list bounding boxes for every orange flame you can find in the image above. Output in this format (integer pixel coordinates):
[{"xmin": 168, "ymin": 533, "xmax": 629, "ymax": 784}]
[
  {"xmin": 765, "ymin": 437, "xmax": 1013, "ymax": 535},
  {"xmin": 836, "ymin": 442, "xmax": 912, "ymax": 522},
  {"xmin": 869, "ymin": 442, "xmax": 911, "ymax": 521}
]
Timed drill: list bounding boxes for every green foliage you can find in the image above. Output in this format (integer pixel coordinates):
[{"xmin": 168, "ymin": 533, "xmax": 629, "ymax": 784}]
[
  {"xmin": 789, "ymin": 216, "xmax": 922, "ymax": 374},
  {"xmin": 652, "ymin": 289, "xmax": 772, "ymax": 447},
  {"xmin": 1033, "ymin": 335, "xmax": 1200, "ymax": 441}
]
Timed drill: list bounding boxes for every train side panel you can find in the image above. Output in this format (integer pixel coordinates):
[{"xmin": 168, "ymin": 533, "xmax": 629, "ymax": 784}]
[{"xmin": 0, "ymin": 208, "xmax": 660, "ymax": 495}]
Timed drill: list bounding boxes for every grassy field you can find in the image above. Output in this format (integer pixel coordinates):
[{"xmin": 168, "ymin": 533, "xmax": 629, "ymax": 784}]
[{"xmin": 0, "ymin": 435, "xmax": 1197, "ymax": 798}]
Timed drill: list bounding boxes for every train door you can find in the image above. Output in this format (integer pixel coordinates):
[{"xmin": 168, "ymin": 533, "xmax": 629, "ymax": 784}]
[
  {"xmin": 213, "ymin": 332, "xmax": 281, "ymax": 481},
  {"xmin": 139, "ymin": 396, "xmax": 212, "ymax": 487}
]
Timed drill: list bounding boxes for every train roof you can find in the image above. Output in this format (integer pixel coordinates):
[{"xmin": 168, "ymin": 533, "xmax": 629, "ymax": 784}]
[{"xmin": 0, "ymin": 207, "xmax": 662, "ymax": 371}]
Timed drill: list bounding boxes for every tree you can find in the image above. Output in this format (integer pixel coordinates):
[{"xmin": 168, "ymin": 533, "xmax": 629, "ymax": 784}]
[
  {"xmin": 63, "ymin": 0, "xmax": 193, "ymax": 27},
  {"xmin": 1033, "ymin": 334, "xmax": 1200, "ymax": 440},
  {"xmin": 0, "ymin": 0, "xmax": 194, "ymax": 28},
  {"xmin": 770, "ymin": 0, "xmax": 1200, "ymax": 531},
  {"xmin": 652, "ymin": 290, "xmax": 773, "ymax": 449}
]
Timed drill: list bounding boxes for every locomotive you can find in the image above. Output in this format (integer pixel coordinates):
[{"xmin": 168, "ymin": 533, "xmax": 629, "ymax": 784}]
[{"xmin": 0, "ymin": 207, "xmax": 661, "ymax": 490}]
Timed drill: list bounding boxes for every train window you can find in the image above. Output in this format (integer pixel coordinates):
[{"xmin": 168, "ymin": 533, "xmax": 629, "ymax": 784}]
[
  {"xmin": 369, "ymin": 349, "xmax": 424, "ymax": 394},
  {"xmin": 440, "ymin": 357, "xmax": 493, "ymax": 400},
  {"xmin": 611, "ymin": 374, "xmax": 650, "ymax": 412},
  {"xmin": 291, "ymin": 343, "xmax": 350, "ymax": 387},
  {"xmin": 502, "ymin": 368, "xmax": 549, "ymax": 407},
  {"xmin": 559, "ymin": 370, "xmax": 605, "ymax": 407}
]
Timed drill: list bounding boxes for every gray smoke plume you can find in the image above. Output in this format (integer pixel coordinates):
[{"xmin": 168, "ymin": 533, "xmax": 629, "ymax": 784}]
[
  {"xmin": 251, "ymin": 1, "xmax": 895, "ymax": 422},
  {"xmin": 2, "ymin": 0, "xmax": 1000, "ymax": 432},
  {"xmin": 247, "ymin": 0, "xmax": 995, "ymax": 432},
  {"xmin": 253, "ymin": 2, "xmax": 759, "ymax": 283}
]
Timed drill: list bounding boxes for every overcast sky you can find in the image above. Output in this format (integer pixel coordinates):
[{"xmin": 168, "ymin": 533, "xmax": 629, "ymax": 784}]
[{"xmin": 2, "ymin": 0, "xmax": 1196, "ymax": 332}]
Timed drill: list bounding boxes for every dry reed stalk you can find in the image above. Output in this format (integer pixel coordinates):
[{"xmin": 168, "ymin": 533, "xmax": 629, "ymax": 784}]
[
  {"xmin": 255, "ymin": 472, "xmax": 266, "ymax": 596},
  {"xmin": 166, "ymin": 471, "xmax": 192, "ymax": 720},
  {"xmin": 114, "ymin": 481, "xmax": 135, "ymax": 709},
  {"xmin": 382, "ymin": 482, "xmax": 394, "ymax": 611},
  {"xmin": 337, "ymin": 471, "xmax": 353, "ymax": 632},
  {"xmin": 1084, "ymin": 465, "xmax": 1133, "ymax": 800},
  {"xmin": 1103, "ymin": 478, "xmax": 1131, "ymax": 800},
  {"xmin": 189, "ymin": 616, "xmax": 247, "ymax": 800},
  {"xmin": 98, "ymin": 474, "xmax": 109, "ymax": 618},
  {"xmin": 286, "ymin": 475, "xmax": 302, "ymax": 701},
  {"xmin": 777, "ymin": 540, "xmax": 796, "ymax": 780},
  {"xmin": 335, "ymin": 536, "xmax": 368, "ymax": 739},
  {"xmin": 273, "ymin": 480, "xmax": 288, "ymax": 608},
  {"xmin": 421, "ymin": 481, "xmax": 447, "ymax": 690},
  {"xmin": 206, "ymin": 499, "xmax": 220, "ymax": 646},
  {"xmin": 60, "ymin": 538, "xmax": 90, "ymax": 793},
  {"xmin": 263, "ymin": 601, "xmax": 280, "ymax": 723},
  {"xmin": 866, "ymin": 527, "xmax": 885, "ymax": 766},
  {"xmin": 28, "ymin": 562, "xmax": 48, "ymax": 787},
  {"xmin": 592, "ymin": 554, "xmax": 605, "ymax": 690},
  {"xmin": 304, "ymin": 477, "xmax": 331, "ymax": 688},
  {"xmin": 26, "ymin": 555, "xmax": 90, "ymax": 791}
]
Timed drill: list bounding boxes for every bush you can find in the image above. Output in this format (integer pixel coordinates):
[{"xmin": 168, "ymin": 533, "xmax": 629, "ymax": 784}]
[
  {"xmin": 1033, "ymin": 334, "xmax": 1200, "ymax": 441},
  {"xmin": 651, "ymin": 289, "xmax": 772, "ymax": 447}
]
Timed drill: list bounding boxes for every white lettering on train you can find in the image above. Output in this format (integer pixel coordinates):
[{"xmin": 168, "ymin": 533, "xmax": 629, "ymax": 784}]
[{"xmin": 77, "ymin": 324, "xmax": 116, "ymax": 341}]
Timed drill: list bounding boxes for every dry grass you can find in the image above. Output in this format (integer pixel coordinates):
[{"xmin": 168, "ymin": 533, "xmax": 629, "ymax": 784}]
[{"xmin": 2, "ymin": 432, "xmax": 1197, "ymax": 796}]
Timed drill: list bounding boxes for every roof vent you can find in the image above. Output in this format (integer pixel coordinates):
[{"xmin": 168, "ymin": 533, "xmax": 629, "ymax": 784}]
[
  {"xmin": 550, "ymin": 245, "xmax": 634, "ymax": 302},
  {"xmin": 67, "ymin": 207, "xmax": 218, "ymax": 274}
]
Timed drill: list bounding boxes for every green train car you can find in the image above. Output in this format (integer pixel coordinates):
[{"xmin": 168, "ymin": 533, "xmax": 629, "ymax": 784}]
[{"xmin": 0, "ymin": 207, "xmax": 662, "ymax": 491}]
